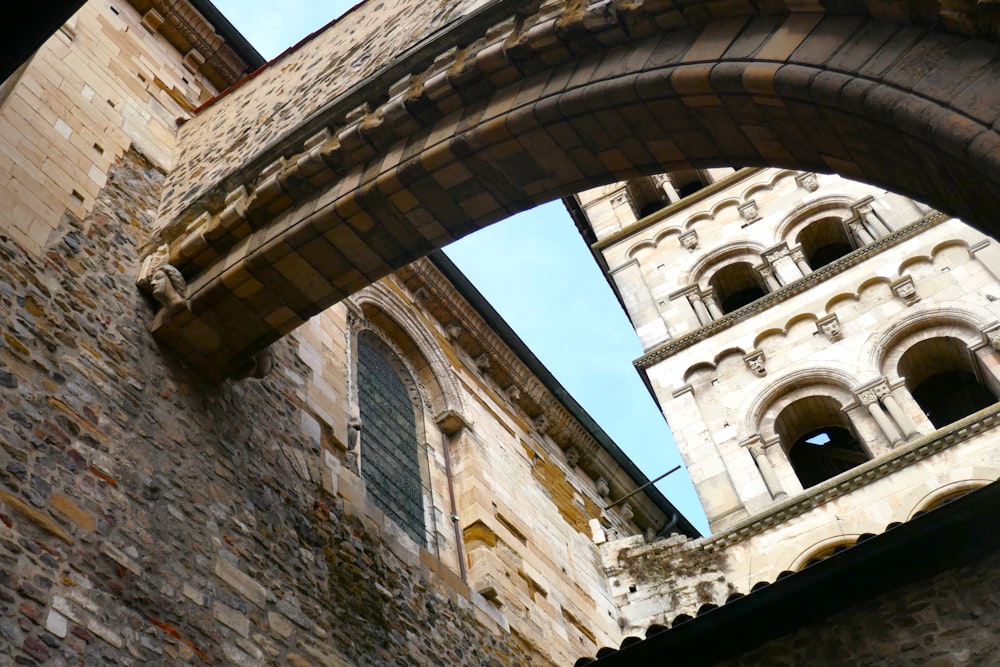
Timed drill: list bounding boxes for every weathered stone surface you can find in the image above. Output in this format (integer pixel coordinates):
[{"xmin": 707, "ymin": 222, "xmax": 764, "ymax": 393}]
[{"xmin": 0, "ymin": 148, "xmax": 548, "ymax": 665}]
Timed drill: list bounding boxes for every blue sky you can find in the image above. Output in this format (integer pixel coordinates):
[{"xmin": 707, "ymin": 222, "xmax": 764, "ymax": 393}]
[{"xmin": 210, "ymin": 0, "xmax": 709, "ymax": 533}]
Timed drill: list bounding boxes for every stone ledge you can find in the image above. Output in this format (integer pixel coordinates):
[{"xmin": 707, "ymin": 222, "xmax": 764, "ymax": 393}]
[
  {"xmin": 703, "ymin": 401, "xmax": 1000, "ymax": 551},
  {"xmin": 635, "ymin": 210, "xmax": 948, "ymax": 369}
]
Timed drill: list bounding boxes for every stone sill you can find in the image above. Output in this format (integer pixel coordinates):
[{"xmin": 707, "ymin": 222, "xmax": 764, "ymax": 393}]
[
  {"xmin": 702, "ymin": 401, "xmax": 1000, "ymax": 551},
  {"xmin": 635, "ymin": 210, "xmax": 948, "ymax": 368}
]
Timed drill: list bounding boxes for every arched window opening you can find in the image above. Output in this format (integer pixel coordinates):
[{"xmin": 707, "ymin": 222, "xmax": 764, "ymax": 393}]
[
  {"xmin": 898, "ymin": 337, "xmax": 998, "ymax": 429},
  {"xmin": 796, "ymin": 218, "xmax": 856, "ymax": 270},
  {"xmin": 626, "ymin": 177, "xmax": 668, "ymax": 218},
  {"xmin": 357, "ymin": 332, "xmax": 426, "ymax": 544},
  {"xmin": 669, "ymin": 169, "xmax": 711, "ymax": 200},
  {"xmin": 914, "ymin": 484, "xmax": 983, "ymax": 516},
  {"xmin": 776, "ymin": 395, "xmax": 870, "ymax": 489},
  {"xmin": 710, "ymin": 262, "xmax": 767, "ymax": 314}
]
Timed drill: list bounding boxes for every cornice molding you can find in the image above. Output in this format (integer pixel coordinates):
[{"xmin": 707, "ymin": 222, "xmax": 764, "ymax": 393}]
[
  {"xmin": 703, "ymin": 401, "xmax": 1000, "ymax": 551},
  {"xmin": 126, "ymin": 0, "xmax": 259, "ymax": 91}
]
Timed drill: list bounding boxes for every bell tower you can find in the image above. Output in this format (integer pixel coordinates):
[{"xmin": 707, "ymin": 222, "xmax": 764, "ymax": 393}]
[{"xmin": 568, "ymin": 167, "xmax": 1000, "ymax": 583}]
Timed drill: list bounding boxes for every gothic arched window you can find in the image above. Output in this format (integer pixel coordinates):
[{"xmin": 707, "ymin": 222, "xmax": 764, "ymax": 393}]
[
  {"xmin": 898, "ymin": 336, "xmax": 998, "ymax": 429},
  {"xmin": 776, "ymin": 395, "xmax": 870, "ymax": 489},
  {"xmin": 357, "ymin": 332, "xmax": 425, "ymax": 544}
]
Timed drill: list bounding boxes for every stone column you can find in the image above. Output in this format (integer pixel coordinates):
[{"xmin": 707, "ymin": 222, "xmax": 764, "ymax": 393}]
[
  {"xmin": 703, "ymin": 292, "xmax": 724, "ymax": 320},
  {"xmin": 689, "ymin": 290, "xmax": 712, "ymax": 325},
  {"xmin": 849, "ymin": 219, "xmax": 875, "ymax": 245},
  {"xmin": 743, "ymin": 436, "xmax": 786, "ymax": 500},
  {"xmin": 670, "ymin": 286, "xmax": 702, "ymax": 332},
  {"xmin": 876, "ymin": 385, "xmax": 921, "ymax": 440},
  {"xmin": 857, "ymin": 386, "xmax": 904, "ymax": 446},
  {"xmin": 791, "ymin": 247, "xmax": 812, "ymax": 276},
  {"xmin": 858, "ymin": 203, "xmax": 893, "ymax": 236},
  {"xmin": 759, "ymin": 266, "xmax": 781, "ymax": 291},
  {"xmin": 881, "ymin": 394, "xmax": 921, "ymax": 440}
]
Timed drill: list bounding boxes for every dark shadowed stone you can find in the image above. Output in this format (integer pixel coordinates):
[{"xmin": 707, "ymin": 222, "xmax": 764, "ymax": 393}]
[{"xmin": 0, "ymin": 371, "xmax": 16, "ymax": 389}]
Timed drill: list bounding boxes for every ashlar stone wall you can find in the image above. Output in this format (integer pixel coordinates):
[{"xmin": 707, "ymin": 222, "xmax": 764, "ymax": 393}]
[{"xmin": 0, "ymin": 0, "xmax": 217, "ymax": 255}]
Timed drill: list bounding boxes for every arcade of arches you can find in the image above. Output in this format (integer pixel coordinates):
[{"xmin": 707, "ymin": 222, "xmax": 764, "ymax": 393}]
[{"xmin": 749, "ymin": 329, "xmax": 1000, "ymax": 495}]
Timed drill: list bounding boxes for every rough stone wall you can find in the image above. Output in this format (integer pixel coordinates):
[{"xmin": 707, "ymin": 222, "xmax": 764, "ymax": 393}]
[
  {"xmin": 717, "ymin": 548, "xmax": 1000, "ymax": 667},
  {"xmin": 0, "ymin": 147, "xmax": 545, "ymax": 666},
  {"xmin": 162, "ymin": 0, "xmax": 495, "ymax": 225},
  {"xmin": 602, "ymin": 534, "xmax": 733, "ymax": 634}
]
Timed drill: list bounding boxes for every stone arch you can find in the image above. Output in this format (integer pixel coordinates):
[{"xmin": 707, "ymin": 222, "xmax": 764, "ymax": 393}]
[
  {"xmin": 681, "ymin": 197, "xmax": 742, "ymax": 229},
  {"xmin": 753, "ymin": 312, "xmax": 819, "ymax": 351},
  {"xmin": 740, "ymin": 366, "xmax": 860, "ymax": 442},
  {"xmin": 685, "ymin": 242, "xmax": 768, "ymax": 290},
  {"xmin": 650, "ymin": 226, "xmax": 683, "ymax": 249},
  {"xmin": 774, "ymin": 196, "xmax": 858, "ymax": 245},
  {"xmin": 682, "ymin": 361, "xmax": 717, "ymax": 385},
  {"xmin": 625, "ymin": 238, "xmax": 658, "ymax": 260},
  {"xmin": 712, "ymin": 346, "xmax": 750, "ymax": 368},
  {"xmin": 823, "ymin": 276, "xmax": 895, "ymax": 314},
  {"xmin": 900, "ymin": 470, "xmax": 998, "ymax": 522},
  {"xmin": 870, "ymin": 306, "xmax": 998, "ymax": 431},
  {"xmin": 625, "ymin": 225, "xmax": 683, "ymax": 259},
  {"xmin": 864, "ymin": 304, "xmax": 990, "ymax": 379},
  {"xmin": 897, "ymin": 239, "xmax": 973, "ymax": 275},
  {"xmin": 350, "ymin": 283, "xmax": 469, "ymax": 422},
  {"xmin": 149, "ymin": 8, "xmax": 1000, "ymax": 379},
  {"xmin": 743, "ymin": 367, "xmax": 873, "ymax": 490},
  {"xmin": 740, "ymin": 169, "xmax": 798, "ymax": 204},
  {"xmin": 789, "ymin": 535, "xmax": 863, "ymax": 572}
]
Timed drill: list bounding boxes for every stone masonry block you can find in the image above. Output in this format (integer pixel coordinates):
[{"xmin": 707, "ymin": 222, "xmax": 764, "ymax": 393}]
[{"xmin": 215, "ymin": 558, "xmax": 268, "ymax": 610}]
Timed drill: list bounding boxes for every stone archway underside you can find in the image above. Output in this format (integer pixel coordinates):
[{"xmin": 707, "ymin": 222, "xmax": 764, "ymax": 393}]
[{"xmin": 145, "ymin": 0, "xmax": 1000, "ymax": 381}]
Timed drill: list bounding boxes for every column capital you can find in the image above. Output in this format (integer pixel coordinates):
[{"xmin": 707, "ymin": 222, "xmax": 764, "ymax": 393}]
[
  {"xmin": 850, "ymin": 195, "xmax": 876, "ymax": 217},
  {"xmin": 983, "ymin": 322, "xmax": 1000, "ymax": 351},
  {"xmin": 670, "ymin": 283, "xmax": 701, "ymax": 299},
  {"xmin": 739, "ymin": 434, "xmax": 764, "ymax": 457},
  {"xmin": 854, "ymin": 378, "xmax": 891, "ymax": 404},
  {"xmin": 762, "ymin": 241, "xmax": 790, "ymax": 265}
]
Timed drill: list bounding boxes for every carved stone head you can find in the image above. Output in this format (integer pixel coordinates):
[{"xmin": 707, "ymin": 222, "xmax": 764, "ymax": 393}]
[{"xmin": 150, "ymin": 264, "xmax": 187, "ymax": 312}]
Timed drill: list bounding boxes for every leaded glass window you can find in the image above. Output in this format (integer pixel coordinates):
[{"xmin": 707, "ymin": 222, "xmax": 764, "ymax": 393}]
[{"xmin": 357, "ymin": 334, "xmax": 425, "ymax": 544}]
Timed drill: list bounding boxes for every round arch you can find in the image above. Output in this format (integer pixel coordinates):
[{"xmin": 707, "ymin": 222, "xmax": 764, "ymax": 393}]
[
  {"xmin": 740, "ymin": 366, "xmax": 861, "ymax": 442},
  {"xmin": 685, "ymin": 241, "xmax": 769, "ymax": 290},
  {"xmin": 908, "ymin": 480, "xmax": 990, "ymax": 519},
  {"xmin": 789, "ymin": 535, "xmax": 863, "ymax": 572},
  {"xmin": 774, "ymin": 196, "xmax": 858, "ymax": 245},
  {"xmin": 863, "ymin": 304, "xmax": 990, "ymax": 380},
  {"xmin": 351, "ymin": 283, "xmax": 469, "ymax": 422},
  {"xmin": 153, "ymin": 10, "xmax": 1000, "ymax": 378}
]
